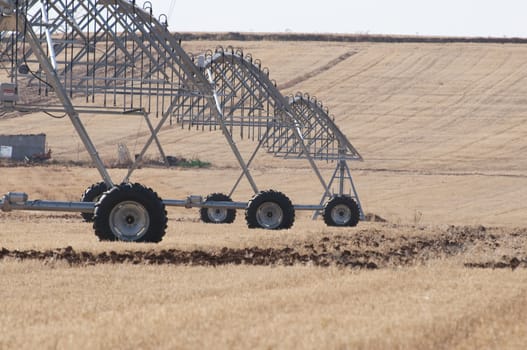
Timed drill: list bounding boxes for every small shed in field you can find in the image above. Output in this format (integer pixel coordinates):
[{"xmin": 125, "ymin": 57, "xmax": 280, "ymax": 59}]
[{"xmin": 0, "ymin": 134, "xmax": 46, "ymax": 161}]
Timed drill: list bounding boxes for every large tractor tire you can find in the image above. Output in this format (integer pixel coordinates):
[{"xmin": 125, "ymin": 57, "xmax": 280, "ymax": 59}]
[
  {"xmin": 200, "ymin": 193, "xmax": 236, "ymax": 224},
  {"xmin": 323, "ymin": 196, "xmax": 360, "ymax": 227},
  {"xmin": 245, "ymin": 190, "xmax": 295, "ymax": 230},
  {"xmin": 93, "ymin": 183, "xmax": 167, "ymax": 243}
]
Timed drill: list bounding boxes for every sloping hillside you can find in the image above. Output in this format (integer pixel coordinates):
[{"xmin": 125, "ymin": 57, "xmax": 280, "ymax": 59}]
[
  {"xmin": 4, "ymin": 40, "xmax": 527, "ymax": 173},
  {"xmin": 285, "ymin": 42, "xmax": 527, "ymax": 174},
  {"xmin": 182, "ymin": 40, "xmax": 527, "ymax": 174}
]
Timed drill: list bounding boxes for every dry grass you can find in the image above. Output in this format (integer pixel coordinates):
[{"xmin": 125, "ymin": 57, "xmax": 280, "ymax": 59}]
[
  {"xmin": 2, "ymin": 39, "xmax": 527, "ymax": 349},
  {"xmin": 1, "ymin": 261, "xmax": 526, "ymax": 350}
]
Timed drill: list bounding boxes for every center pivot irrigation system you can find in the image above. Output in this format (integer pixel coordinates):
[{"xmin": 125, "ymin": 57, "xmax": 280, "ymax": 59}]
[{"xmin": 0, "ymin": 0, "xmax": 364, "ymax": 242}]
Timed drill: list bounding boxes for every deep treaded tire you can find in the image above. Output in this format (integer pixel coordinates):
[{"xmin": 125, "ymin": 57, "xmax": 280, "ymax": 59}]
[
  {"xmin": 245, "ymin": 190, "xmax": 295, "ymax": 230},
  {"xmin": 80, "ymin": 182, "xmax": 108, "ymax": 222},
  {"xmin": 93, "ymin": 183, "xmax": 167, "ymax": 243},
  {"xmin": 200, "ymin": 193, "xmax": 236, "ymax": 224},
  {"xmin": 323, "ymin": 196, "xmax": 360, "ymax": 227}
]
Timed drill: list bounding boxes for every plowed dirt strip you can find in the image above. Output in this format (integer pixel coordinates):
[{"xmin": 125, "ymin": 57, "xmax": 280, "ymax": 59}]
[
  {"xmin": 0, "ymin": 245, "xmax": 380, "ymax": 268},
  {"xmin": 2, "ymin": 225, "xmax": 525, "ymax": 269}
]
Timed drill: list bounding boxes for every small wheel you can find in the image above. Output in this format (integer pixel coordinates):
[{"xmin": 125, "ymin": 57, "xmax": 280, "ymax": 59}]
[
  {"xmin": 80, "ymin": 182, "xmax": 108, "ymax": 222},
  {"xmin": 93, "ymin": 183, "xmax": 167, "ymax": 243},
  {"xmin": 323, "ymin": 196, "xmax": 360, "ymax": 227},
  {"xmin": 245, "ymin": 190, "xmax": 295, "ymax": 230},
  {"xmin": 200, "ymin": 193, "xmax": 236, "ymax": 224}
]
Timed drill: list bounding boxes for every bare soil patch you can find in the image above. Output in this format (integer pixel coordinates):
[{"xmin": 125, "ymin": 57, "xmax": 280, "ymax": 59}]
[{"xmin": 2, "ymin": 224, "xmax": 525, "ymax": 270}]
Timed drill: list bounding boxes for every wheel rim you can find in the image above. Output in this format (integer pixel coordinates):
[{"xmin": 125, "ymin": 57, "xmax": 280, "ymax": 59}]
[
  {"xmin": 109, "ymin": 201, "xmax": 150, "ymax": 241},
  {"xmin": 331, "ymin": 204, "xmax": 352, "ymax": 225},
  {"xmin": 207, "ymin": 207, "xmax": 228, "ymax": 223},
  {"xmin": 256, "ymin": 202, "xmax": 283, "ymax": 229}
]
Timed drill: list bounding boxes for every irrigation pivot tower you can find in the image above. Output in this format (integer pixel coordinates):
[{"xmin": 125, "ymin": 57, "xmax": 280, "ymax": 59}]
[{"xmin": 0, "ymin": 0, "xmax": 364, "ymax": 242}]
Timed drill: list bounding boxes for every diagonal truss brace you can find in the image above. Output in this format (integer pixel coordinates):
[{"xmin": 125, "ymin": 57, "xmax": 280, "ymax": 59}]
[{"xmin": 17, "ymin": 12, "xmax": 115, "ymax": 188}]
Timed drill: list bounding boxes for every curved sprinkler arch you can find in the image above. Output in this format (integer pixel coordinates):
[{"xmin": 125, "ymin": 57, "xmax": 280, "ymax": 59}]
[
  {"xmin": 174, "ymin": 48, "xmax": 364, "ymax": 214},
  {"xmin": 188, "ymin": 49, "xmax": 361, "ymax": 161},
  {"xmin": 287, "ymin": 93, "xmax": 362, "ymax": 161}
]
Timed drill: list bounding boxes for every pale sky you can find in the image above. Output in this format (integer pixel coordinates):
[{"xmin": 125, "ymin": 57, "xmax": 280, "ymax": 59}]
[{"xmin": 148, "ymin": 0, "xmax": 527, "ymax": 38}]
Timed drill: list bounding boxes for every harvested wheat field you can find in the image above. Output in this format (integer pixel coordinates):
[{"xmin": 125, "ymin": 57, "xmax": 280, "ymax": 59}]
[{"xmin": 1, "ymin": 38, "xmax": 527, "ymax": 349}]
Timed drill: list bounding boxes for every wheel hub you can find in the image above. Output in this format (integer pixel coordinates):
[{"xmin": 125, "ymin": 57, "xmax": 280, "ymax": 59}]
[
  {"xmin": 331, "ymin": 204, "xmax": 352, "ymax": 225},
  {"xmin": 256, "ymin": 202, "xmax": 283, "ymax": 229},
  {"xmin": 207, "ymin": 207, "xmax": 228, "ymax": 222},
  {"xmin": 109, "ymin": 201, "xmax": 150, "ymax": 241}
]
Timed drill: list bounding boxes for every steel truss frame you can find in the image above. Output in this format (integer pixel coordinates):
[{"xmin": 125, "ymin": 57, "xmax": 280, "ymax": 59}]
[{"xmin": 0, "ymin": 0, "xmax": 365, "ymax": 231}]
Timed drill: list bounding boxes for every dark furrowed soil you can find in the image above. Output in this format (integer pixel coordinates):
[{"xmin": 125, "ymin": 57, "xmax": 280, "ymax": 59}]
[{"xmin": 1, "ymin": 225, "xmax": 526, "ymax": 269}]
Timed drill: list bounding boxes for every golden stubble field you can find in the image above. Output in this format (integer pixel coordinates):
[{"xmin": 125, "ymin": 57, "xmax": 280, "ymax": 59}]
[{"xmin": 1, "ymin": 39, "xmax": 527, "ymax": 349}]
